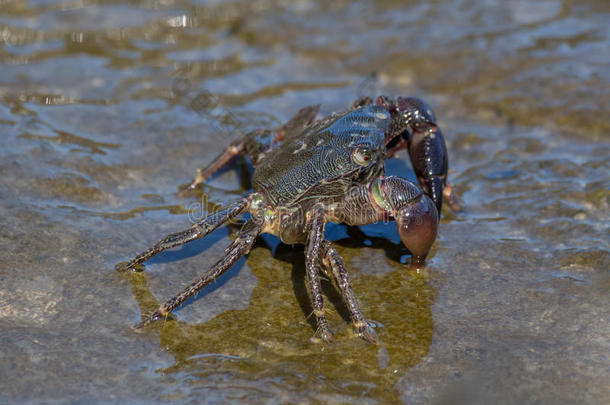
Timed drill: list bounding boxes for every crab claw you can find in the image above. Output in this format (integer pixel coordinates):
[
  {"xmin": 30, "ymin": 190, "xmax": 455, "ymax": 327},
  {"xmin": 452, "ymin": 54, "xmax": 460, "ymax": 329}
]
[
  {"xmin": 372, "ymin": 177, "xmax": 439, "ymax": 267},
  {"xmin": 393, "ymin": 97, "xmax": 453, "ymax": 215},
  {"xmin": 395, "ymin": 192, "xmax": 438, "ymax": 267},
  {"xmin": 409, "ymin": 122, "xmax": 447, "ymax": 215}
]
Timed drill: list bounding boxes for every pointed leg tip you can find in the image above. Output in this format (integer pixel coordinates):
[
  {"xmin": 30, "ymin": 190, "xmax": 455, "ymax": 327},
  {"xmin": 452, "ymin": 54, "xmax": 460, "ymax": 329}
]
[
  {"xmin": 177, "ymin": 184, "xmax": 196, "ymax": 198},
  {"xmin": 133, "ymin": 317, "xmax": 152, "ymax": 331},
  {"xmin": 133, "ymin": 311, "xmax": 164, "ymax": 330},
  {"xmin": 359, "ymin": 328, "xmax": 377, "ymax": 344},
  {"xmin": 310, "ymin": 327, "xmax": 335, "ymax": 344},
  {"xmin": 321, "ymin": 331, "xmax": 335, "ymax": 343},
  {"xmin": 115, "ymin": 262, "xmax": 129, "ymax": 272},
  {"xmin": 310, "ymin": 334, "xmax": 335, "ymax": 344},
  {"xmin": 354, "ymin": 320, "xmax": 377, "ymax": 344},
  {"xmin": 115, "ymin": 261, "xmax": 145, "ymax": 272},
  {"xmin": 178, "ymin": 176, "xmax": 207, "ymax": 198},
  {"xmin": 179, "ymin": 171, "xmax": 210, "ymax": 197}
]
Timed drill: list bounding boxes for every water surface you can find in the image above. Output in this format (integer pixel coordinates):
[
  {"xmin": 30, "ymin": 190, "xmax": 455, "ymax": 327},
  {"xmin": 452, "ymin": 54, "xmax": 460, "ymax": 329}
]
[{"xmin": 0, "ymin": 0, "xmax": 608, "ymax": 403}]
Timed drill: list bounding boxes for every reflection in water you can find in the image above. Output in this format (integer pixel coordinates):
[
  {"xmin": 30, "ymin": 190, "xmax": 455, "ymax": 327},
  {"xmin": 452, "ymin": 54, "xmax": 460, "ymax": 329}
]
[{"xmin": 128, "ymin": 235, "xmax": 437, "ymax": 402}]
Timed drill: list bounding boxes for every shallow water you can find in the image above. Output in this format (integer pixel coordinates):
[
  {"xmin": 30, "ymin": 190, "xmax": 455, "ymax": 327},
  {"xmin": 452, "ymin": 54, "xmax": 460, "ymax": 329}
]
[{"xmin": 1, "ymin": 0, "xmax": 608, "ymax": 404}]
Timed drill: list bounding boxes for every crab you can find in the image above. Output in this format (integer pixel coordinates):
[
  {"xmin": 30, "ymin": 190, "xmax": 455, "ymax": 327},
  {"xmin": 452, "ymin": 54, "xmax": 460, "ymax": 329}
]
[{"xmin": 116, "ymin": 95, "xmax": 459, "ymax": 343}]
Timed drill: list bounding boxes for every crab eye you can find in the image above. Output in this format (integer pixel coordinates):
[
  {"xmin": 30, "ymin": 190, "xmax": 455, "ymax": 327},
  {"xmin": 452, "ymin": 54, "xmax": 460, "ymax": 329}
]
[{"xmin": 352, "ymin": 145, "xmax": 374, "ymax": 166}]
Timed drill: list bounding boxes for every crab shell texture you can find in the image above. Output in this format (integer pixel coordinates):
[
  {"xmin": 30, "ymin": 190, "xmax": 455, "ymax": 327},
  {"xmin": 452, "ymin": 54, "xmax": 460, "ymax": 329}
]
[{"xmin": 252, "ymin": 104, "xmax": 393, "ymax": 242}]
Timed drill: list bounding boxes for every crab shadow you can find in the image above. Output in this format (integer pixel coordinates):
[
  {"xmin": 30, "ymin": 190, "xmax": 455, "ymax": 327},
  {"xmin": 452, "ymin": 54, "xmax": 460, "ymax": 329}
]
[
  {"xmin": 127, "ymin": 196, "xmax": 421, "ymax": 335},
  {"xmin": 126, "ymin": 229, "xmax": 437, "ymax": 402}
]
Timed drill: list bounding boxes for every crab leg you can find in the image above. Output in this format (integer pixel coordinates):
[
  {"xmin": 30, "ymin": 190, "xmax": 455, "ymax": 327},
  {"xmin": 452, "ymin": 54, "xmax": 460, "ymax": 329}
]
[
  {"xmin": 320, "ymin": 241, "xmax": 376, "ymax": 343},
  {"xmin": 335, "ymin": 176, "xmax": 438, "ymax": 267},
  {"xmin": 273, "ymin": 104, "xmax": 320, "ymax": 142},
  {"xmin": 134, "ymin": 216, "xmax": 263, "ymax": 328},
  {"xmin": 179, "ymin": 140, "xmax": 246, "ymax": 195},
  {"xmin": 115, "ymin": 198, "xmax": 248, "ymax": 272},
  {"xmin": 305, "ymin": 203, "xmax": 334, "ymax": 342},
  {"xmin": 180, "ymin": 105, "xmax": 319, "ymax": 195}
]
